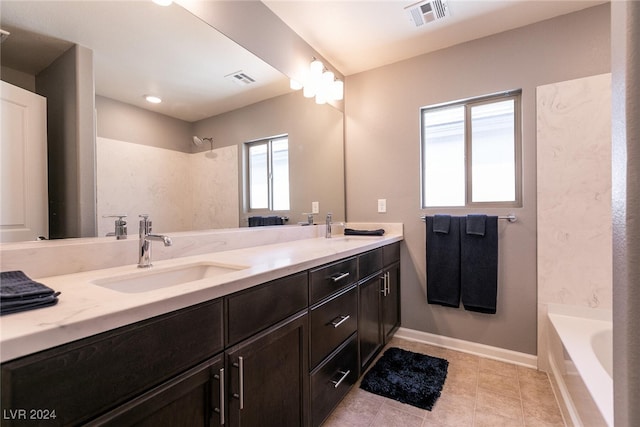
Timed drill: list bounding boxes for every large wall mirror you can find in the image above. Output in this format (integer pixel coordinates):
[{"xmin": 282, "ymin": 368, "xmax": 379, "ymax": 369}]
[{"xmin": 0, "ymin": 0, "xmax": 345, "ymax": 242}]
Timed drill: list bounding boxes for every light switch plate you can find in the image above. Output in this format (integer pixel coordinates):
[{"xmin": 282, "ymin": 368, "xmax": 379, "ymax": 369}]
[
  {"xmin": 377, "ymin": 199, "xmax": 387, "ymax": 213},
  {"xmin": 312, "ymin": 201, "xmax": 319, "ymax": 214}
]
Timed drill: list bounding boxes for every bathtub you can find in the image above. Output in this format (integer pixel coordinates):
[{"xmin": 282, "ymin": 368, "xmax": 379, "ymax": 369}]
[{"xmin": 547, "ymin": 304, "xmax": 613, "ymax": 427}]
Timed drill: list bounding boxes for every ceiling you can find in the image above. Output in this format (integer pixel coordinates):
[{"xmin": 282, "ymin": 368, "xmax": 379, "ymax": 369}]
[
  {"xmin": 0, "ymin": 0, "xmax": 290, "ymax": 122},
  {"xmin": 263, "ymin": 0, "xmax": 608, "ymax": 76},
  {"xmin": 0, "ymin": 1, "xmax": 607, "ymax": 121}
]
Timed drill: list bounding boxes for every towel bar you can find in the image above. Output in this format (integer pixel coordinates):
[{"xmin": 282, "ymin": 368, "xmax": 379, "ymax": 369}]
[{"xmin": 420, "ymin": 214, "xmax": 517, "ymax": 223}]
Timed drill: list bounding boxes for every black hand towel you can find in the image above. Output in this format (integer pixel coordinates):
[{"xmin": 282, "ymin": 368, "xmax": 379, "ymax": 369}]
[
  {"xmin": 344, "ymin": 228, "xmax": 385, "ymax": 236},
  {"xmin": 426, "ymin": 216, "xmax": 461, "ymax": 307},
  {"xmin": 460, "ymin": 216, "xmax": 498, "ymax": 314},
  {"xmin": 1, "ymin": 271, "xmax": 60, "ymax": 315}
]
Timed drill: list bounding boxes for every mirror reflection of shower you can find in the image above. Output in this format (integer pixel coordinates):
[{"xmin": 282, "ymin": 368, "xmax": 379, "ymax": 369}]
[{"xmin": 192, "ymin": 136, "xmax": 217, "ymax": 159}]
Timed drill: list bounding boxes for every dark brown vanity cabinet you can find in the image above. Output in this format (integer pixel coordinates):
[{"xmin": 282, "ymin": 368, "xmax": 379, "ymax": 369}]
[
  {"xmin": 1, "ymin": 242, "xmax": 401, "ymax": 427},
  {"xmin": 358, "ymin": 243, "xmax": 401, "ymax": 372},
  {"xmin": 0, "ymin": 299, "xmax": 225, "ymax": 426}
]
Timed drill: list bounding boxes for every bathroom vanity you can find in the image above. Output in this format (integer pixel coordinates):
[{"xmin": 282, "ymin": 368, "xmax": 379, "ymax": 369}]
[{"xmin": 0, "ymin": 227, "xmax": 402, "ymax": 426}]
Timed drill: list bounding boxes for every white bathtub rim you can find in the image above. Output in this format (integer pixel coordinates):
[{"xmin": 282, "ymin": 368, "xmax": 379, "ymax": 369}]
[{"xmin": 548, "ymin": 310, "xmax": 613, "ymax": 427}]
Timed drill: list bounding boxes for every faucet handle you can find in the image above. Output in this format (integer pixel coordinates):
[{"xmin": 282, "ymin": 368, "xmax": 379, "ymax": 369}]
[
  {"xmin": 138, "ymin": 214, "xmax": 152, "ymax": 233},
  {"xmin": 103, "ymin": 214, "xmax": 127, "ymax": 219}
]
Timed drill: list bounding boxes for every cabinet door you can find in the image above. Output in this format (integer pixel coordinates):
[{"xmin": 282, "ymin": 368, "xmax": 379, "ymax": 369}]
[
  {"xmin": 88, "ymin": 354, "xmax": 225, "ymax": 427},
  {"xmin": 382, "ymin": 263, "xmax": 401, "ymax": 344},
  {"xmin": 358, "ymin": 274, "xmax": 383, "ymax": 372},
  {"xmin": 226, "ymin": 311, "xmax": 309, "ymax": 427}
]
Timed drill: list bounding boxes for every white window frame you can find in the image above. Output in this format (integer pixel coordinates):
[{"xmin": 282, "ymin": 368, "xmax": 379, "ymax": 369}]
[
  {"xmin": 244, "ymin": 134, "xmax": 290, "ymax": 213},
  {"xmin": 420, "ymin": 90, "xmax": 523, "ymax": 208}
]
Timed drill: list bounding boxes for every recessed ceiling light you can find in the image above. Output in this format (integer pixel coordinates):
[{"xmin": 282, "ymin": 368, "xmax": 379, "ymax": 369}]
[
  {"xmin": 144, "ymin": 95, "xmax": 162, "ymax": 104},
  {"xmin": 152, "ymin": 0, "xmax": 173, "ymax": 6}
]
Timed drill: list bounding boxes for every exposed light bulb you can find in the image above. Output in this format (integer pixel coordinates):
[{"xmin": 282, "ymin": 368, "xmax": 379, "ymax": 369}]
[
  {"xmin": 152, "ymin": 0, "xmax": 173, "ymax": 6},
  {"xmin": 290, "ymin": 79, "xmax": 303, "ymax": 91},
  {"xmin": 309, "ymin": 59, "xmax": 323, "ymax": 79},
  {"xmin": 303, "ymin": 83, "xmax": 316, "ymax": 98}
]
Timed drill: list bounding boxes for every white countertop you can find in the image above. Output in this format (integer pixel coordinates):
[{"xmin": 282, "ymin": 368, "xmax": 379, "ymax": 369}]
[{"xmin": 1, "ymin": 232, "xmax": 402, "ymax": 363}]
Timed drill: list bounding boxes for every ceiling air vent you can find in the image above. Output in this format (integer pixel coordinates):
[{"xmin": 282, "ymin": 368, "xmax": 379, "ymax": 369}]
[
  {"xmin": 405, "ymin": 0, "xmax": 449, "ymax": 27},
  {"xmin": 225, "ymin": 71, "xmax": 256, "ymax": 86}
]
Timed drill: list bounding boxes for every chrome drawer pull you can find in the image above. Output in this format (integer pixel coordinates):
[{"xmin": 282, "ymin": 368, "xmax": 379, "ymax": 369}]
[
  {"xmin": 213, "ymin": 367, "xmax": 225, "ymax": 424},
  {"xmin": 233, "ymin": 357, "xmax": 244, "ymax": 410},
  {"xmin": 330, "ymin": 272, "xmax": 350, "ymax": 282},
  {"xmin": 331, "ymin": 370, "xmax": 351, "ymax": 388},
  {"xmin": 330, "ymin": 314, "xmax": 350, "ymax": 328}
]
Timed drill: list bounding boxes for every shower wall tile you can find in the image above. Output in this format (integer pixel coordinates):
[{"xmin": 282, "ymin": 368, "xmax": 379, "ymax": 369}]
[
  {"xmin": 96, "ymin": 138, "xmax": 238, "ymax": 237},
  {"xmin": 537, "ymin": 73, "xmax": 612, "ymax": 310},
  {"xmin": 190, "ymin": 145, "xmax": 239, "ymax": 230}
]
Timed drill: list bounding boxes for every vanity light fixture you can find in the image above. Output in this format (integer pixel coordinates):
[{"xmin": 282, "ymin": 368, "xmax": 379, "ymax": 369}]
[
  {"xmin": 290, "ymin": 58, "xmax": 344, "ymax": 104},
  {"xmin": 144, "ymin": 95, "xmax": 162, "ymax": 104}
]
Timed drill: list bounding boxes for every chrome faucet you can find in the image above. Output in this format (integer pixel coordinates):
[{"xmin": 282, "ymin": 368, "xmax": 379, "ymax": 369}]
[
  {"xmin": 103, "ymin": 215, "xmax": 127, "ymax": 239},
  {"xmin": 138, "ymin": 214, "xmax": 172, "ymax": 268},
  {"xmin": 325, "ymin": 213, "xmax": 345, "ymax": 238}
]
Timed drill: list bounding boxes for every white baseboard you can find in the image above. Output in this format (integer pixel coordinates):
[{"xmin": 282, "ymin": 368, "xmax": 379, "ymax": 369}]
[{"xmin": 394, "ymin": 327, "xmax": 538, "ymax": 369}]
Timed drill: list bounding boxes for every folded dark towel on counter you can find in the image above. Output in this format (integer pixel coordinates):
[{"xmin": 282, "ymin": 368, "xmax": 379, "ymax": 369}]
[
  {"xmin": 1, "ymin": 271, "xmax": 60, "ymax": 315},
  {"xmin": 248, "ymin": 216, "xmax": 285, "ymax": 227},
  {"xmin": 425, "ymin": 216, "xmax": 461, "ymax": 307},
  {"xmin": 465, "ymin": 214, "xmax": 487, "ymax": 236},
  {"xmin": 460, "ymin": 216, "xmax": 498, "ymax": 314},
  {"xmin": 433, "ymin": 215, "xmax": 451, "ymax": 234},
  {"xmin": 344, "ymin": 228, "xmax": 385, "ymax": 236}
]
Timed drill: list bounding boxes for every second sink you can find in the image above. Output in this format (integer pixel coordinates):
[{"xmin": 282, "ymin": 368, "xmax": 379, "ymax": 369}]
[{"xmin": 92, "ymin": 262, "xmax": 247, "ymax": 293}]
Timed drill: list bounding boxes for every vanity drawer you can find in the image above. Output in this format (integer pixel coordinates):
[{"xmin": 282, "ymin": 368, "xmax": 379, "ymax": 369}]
[
  {"xmin": 310, "ymin": 334, "xmax": 358, "ymax": 427},
  {"xmin": 383, "ymin": 242, "xmax": 400, "ymax": 266},
  {"xmin": 0, "ymin": 299, "xmax": 224, "ymax": 427},
  {"xmin": 358, "ymin": 248, "xmax": 383, "ymax": 279},
  {"xmin": 310, "ymin": 285, "xmax": 357, "ymax": 368},
  {"xmin": 226, "ymin": 271, "xmax": 308, "ymax": 346},
  {"xmin": 309, "ymin": 256, "xmax": 357, "ymax": 304}
]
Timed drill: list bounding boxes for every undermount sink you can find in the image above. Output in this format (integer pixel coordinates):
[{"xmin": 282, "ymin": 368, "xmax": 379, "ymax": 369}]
[{"xmin": 92, "ymin": 262, "xmax": 247, "ymax": 294}]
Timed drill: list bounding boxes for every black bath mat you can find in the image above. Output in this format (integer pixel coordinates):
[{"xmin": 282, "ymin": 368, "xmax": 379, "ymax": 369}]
[{"xmin": 360, "ymin": 347, "xmax": 448, "ymax": 410}]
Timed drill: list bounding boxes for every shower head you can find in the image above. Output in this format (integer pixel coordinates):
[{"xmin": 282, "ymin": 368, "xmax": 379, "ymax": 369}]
[
  {"xmin": 192, "ymin": 136, "xmax": 214, "ymax": 151},
  {"xmin": 192, "ymin": 136, "xmax": 213, "ymax": 146}
]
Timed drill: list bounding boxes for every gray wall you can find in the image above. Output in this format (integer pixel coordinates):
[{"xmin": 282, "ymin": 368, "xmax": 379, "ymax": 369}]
[
  {"xmin": 611, "ymin": 2, "xmax": 640, "ymax": 425},
  {"xmin": 95, "ymin": 96, "xmax": 192, "ymax": 153},
  {"xmin": 344, "ymin": 4, "xmax": 611, "ymax": 355}
]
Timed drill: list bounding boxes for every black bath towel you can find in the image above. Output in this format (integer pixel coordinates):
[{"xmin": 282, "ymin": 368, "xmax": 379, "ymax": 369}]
[
  {"xmin": 460, "ymin": 216, "xmax": 498, "ymax": 314},
  {"xmin": 426, "ymin": 216, "xmax": 461, "ymax": 307}
]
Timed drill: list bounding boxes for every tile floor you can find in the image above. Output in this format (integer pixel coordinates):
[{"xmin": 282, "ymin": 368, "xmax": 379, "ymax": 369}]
[{"xmin": 323, "ymin": 337, "xmax": 565, "ymax": 427}]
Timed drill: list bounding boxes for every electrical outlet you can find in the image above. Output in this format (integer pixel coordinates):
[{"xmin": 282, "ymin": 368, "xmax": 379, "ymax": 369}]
[
  {"xmin": 312, "ymin": 201, "xmax": 319, "ymax": 214},
  {"xmin": 377, "ymin": 199, "xmax": 387, "ymax": 213}
]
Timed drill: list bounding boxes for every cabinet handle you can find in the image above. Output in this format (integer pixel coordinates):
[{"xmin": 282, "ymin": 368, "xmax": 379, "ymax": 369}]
[
  {"xmin": 386, "ymin": 272, "xmax": 391, "ymax": 296},
  {"xmin": 330, "ymin": 314, "xmax": 350, "ymax": 328},
  {"xmin": 232, "ymin": 357, "xmax": 245, "ymax": 410},
  {"xmin": 331, "ymin": 370, "xmax": 351, "ymax": 388},
  {"xmin": 330, "ymin": 272, "xmax": 350, "ymax": 282},
  {"xmin": 213, "ymin": 368, "xmax": 225, "ymax": 425},
  {"xmin": 379, "ymin": 273, "xmax": 388, "ymax": 296}
]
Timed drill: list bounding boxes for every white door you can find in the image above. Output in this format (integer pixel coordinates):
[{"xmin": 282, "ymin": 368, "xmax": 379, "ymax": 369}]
[{"xmin": 0, "ymin": 81, "xmax": 49, "ymax": 242}]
